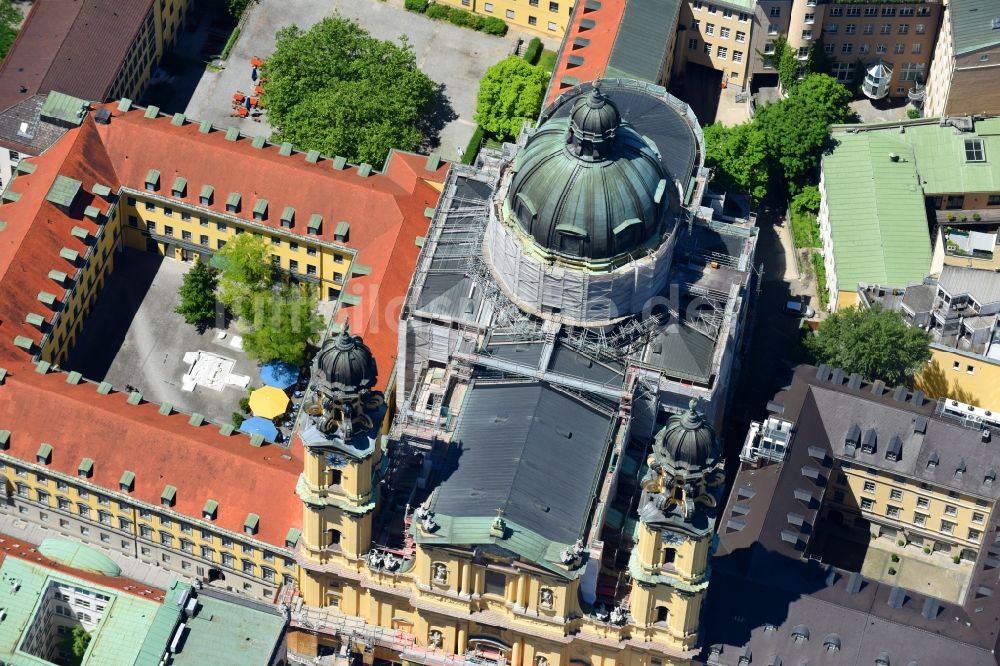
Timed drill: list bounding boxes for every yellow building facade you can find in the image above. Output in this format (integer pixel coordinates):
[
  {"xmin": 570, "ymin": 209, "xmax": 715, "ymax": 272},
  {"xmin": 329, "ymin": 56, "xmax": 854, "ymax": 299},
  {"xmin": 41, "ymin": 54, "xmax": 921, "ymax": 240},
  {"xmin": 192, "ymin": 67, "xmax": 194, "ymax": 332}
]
[
  {"xmin": 439, "ymin": 0, "xmax": 573, "ymax": 38},
  {"xmin": 915, "ymin": 347, "xmax": 1000, "ymax": 408},
  {"xmin": 674, "ymin": 0, "xmax": 755, "ymax": 90}
]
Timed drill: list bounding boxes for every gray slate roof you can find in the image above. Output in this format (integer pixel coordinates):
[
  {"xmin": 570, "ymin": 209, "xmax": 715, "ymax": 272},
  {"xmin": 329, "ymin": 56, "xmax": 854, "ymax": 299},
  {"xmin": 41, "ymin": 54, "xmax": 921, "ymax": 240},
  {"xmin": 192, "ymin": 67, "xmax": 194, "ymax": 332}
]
[
  {"xmin": 0, "ymin": 94, "xmax": 68, "ymax": 155},
  {"xmin": 605, "ymin": 0, "xmax": 682, "ymax": 83},
  {"xmin": 939, "ymin": 265, "xmax": 1000, "ymax": 307},
  {"xmin": 434, "ymin": 381, "xmax": 614, "ymax": 545},
  {"xmin": 950, "ymin": 0, "xmax": 1000, "ymax": 55}
]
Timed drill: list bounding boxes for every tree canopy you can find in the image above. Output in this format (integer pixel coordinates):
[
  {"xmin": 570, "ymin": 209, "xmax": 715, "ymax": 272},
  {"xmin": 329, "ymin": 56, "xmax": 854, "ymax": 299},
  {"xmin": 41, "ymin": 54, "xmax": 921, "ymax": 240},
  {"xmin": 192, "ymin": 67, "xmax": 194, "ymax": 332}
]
[
  {"xmin": 262, "ymin": 17, "xmax": 436, "ymax": 168},
  {"xmin": 0, "ymin": 0, "xmax": 20, "ymax": 61},
  {"xmin": 806, "ymin": 305, "xmax": 931, "ymax": 386},
  {"xmin": 703, "ymin": 122, "xmax": 769, "ymax": 205},
  {"xmin": 243, "ymin": 286, "xmax": 325, "ymax": 366},
  {"xmin": 214, "ymin": 234, "xmax": 274, "ymax": 319},
  {"xmin": 474, "ymin": 56, "xmax": 549, "ymax": 140},
  {"xmin": 175, "ymin": 260, "xmax": 219, "ymax": 327}
]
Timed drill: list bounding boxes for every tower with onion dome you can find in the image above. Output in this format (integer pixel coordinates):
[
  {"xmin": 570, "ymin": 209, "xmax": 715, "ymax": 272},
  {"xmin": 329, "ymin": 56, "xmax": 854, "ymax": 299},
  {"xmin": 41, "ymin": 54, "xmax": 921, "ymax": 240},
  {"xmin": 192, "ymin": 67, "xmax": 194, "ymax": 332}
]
[
  {"xmin": 296, "ymin": 321, "xmax": 388, "ymax": 609},
  {"xmin": 628, "ymin": 398, "xmax": 726, "ymax": 649}
]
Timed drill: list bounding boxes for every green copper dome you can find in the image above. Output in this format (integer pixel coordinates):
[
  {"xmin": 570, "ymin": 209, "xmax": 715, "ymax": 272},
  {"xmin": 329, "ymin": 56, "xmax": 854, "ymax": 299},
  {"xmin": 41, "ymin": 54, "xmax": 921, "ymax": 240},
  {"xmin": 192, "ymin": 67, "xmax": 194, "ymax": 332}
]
[
  {"xmin": 653, "ymin": 398, "xmax": 720, "ymax": 476},
  {"xmin": 505, "ymin": 87, "xmax": 668, "ymax": 263}
]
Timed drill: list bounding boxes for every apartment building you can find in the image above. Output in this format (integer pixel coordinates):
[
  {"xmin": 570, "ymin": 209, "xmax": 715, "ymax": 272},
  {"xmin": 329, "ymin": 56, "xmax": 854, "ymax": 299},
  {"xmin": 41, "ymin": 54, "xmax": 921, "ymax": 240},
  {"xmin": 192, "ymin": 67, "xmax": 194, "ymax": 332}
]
[
  {"xmin": 0, "ymin": 0, "xmax": 192, "ymax": 191},
  {"xmin": 701, "ymin": 364, "xmax": 1000, "ymax": 665},
  {"xmin": 747, "ymin": 0, "xmax": 941, "ymax": 99},
  {"xmin": 438, "ymin": 0, "xmax": 574, "ymax": 37},
  {"xmin": 819, "ymin": 115, "xmax": 1000, "ymax": 310},
  {"xmin": 925, "ymin": 0, "xmax": 1000, "ymax": 117},
  {"xmin": 675, "ymin": 0, "xmax": 756, "ymax": 91}
]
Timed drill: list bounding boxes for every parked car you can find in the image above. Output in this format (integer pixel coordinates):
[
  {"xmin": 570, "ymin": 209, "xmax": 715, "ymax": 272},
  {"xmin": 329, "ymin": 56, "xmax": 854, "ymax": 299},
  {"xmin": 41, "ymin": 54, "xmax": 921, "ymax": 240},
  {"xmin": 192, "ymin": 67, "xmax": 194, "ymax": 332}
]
[{"xmin": 784, "ymin": 299, "xmax": 816, "ymax": 318}]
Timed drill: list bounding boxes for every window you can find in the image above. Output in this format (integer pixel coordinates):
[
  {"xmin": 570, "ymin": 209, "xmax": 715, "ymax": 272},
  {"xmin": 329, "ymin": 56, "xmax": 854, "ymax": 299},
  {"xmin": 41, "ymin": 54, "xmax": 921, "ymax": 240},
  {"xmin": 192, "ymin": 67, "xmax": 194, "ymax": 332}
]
[
  {"xmin": 898, "ymin": 23, "xmax": 909, "ymax": 34},
  {"xmin": 58, "ymin": 497, "xmax": 70, "ymax": 509},
  {"xmin": 160, "ymin": 532, "xmax": 173, "ymax": 546},
  {"xmin": 181, "ymin": 230, "xmax": 192, "ymax": 241},
  {"xmin": 880, "ymin": 23, "xmax": 891, "ymax": 35},
  {"xmin": 723, "ymin": 7, "xmax": 732, "ymax": 17},
  {"xmin": 181, "ymin": 212, "xmax": 191, "ymax": 221},
  {"xmin": 913, "ymin": 513, "xmax": 927, "ymax": 526},
  {"xmin": 916, "ymin": 23, "xmax": 925, "ymax": 34},
  {"xmin": 886, "ymin": 505, "xmax": 900, "ymax": 518},
  {"xmin": 861, "ymin": 498, "xmax": 875, "ymax": 510},
  {"xmin": 483, "ymin": 2, "xmax": 492, "ymax": 11},
  {"xmin": 847, "ymin": 6, "xmax": 860, "ymax": 16},
  {"xmin": 769, "ymin": 6, "xmax": 780, "ymax": 17},
  {"xmin": 704, "ymin": 42, "xmax": 712, "ymax": 54},
  {"xmin": 140, "ymin": 526, "xmax": 152, "ymax": 538},
  {"xmin": 894, "ymin": 43, "xmax": 905, "ymax": 54},
  {"xmin": 201, "ymin": 545, "xmax": 214, "ymax": 559},
  {"xmin": 735, "ymin": 30, "xmax": 746, "ymax": 42},
  {"xmin": 548, "ymin": 1, "xmax": 558, "ymax": 10},
  {"xmin": 221, "ymin": 537, "xmax": 234, "ymax": 549},
  {"xmin": 738, "ymin": 12, "xmax": 748, "ymax": 21},
  {"xmin": 901, "ymin": 7, "xmax": 914, "ymax": 16},
  {"xmin": 902, "ymin": 62, "xmax": 925, "ymax": 81},
  {"xmin": 968, "ymin": 365, "xmax": 976, "ymax": 375},
  {"xmin": 802, "ymin": 30, "xmax": 812, "ymax": 40},
  {"xmin": 98, "ymin": 511, "xmax": 111, "ymax": 525},
  {"xmin": 119, "ymin": 517, "xmax": 131, "ymax": 530},
  {"xmin": 947, "ymin": 195, "xmax": 966, "ymax": 209},
  {"xmin": 864, "ymin": 23, "xmax": 873, "ymax": 35},
  {"xmin": 833, "ymin": 490, "xmax": 845, "ymax": 503},
  {"xmin": 825, "ymin": 42, "xmax": 835, "ymax": 54},
  {"xmin": 826, "ymin": 23, "xmax": 838, "ymax": 34},
  {"xmin": 940, "ymin": 520, "xmax": 955, "ymax": 535},
  {"xmin": 484, "ymin": 571, "xmax": 506, "ymax": 596},
  {"xmin": 944, "ymin": 504, "xmax": 957, "ymax": 516},
  {"xmin": 969, "ymin": 529, "xmax": 982, "ymax": 541},
  {"xmin": 705, "ymin": 22, "xmax": 715, "ymax": 35},
  {"xmin": 882, "ymin": 6, "xmax": 896, "ymax": 16},
  {"xmin": 505, "ymin": 9, "xmax": 513, "ymax": 18},
  {"xmin": 688, "ymin": 38, "xmax": 698, "ymax": 50},
  {"xmin": 222, "ymin": 553, "xmax": 235, "ymax": 567},
  {"xmin": 200, "ymin": 234, "xmax": 209, "ymax": 246},
  {"xmin": 164, "ymin": 225, "xmax": 174, "ymax": 237},
  {"xmin": 37, "ymin": 490, "xmax": 49, "ymax": 503},
  {"xmin": 732, "ymin": 50, "xmax": 743, "ymax": 63},
  {"xmin": 181, "ymin": 539, "xmax": 193, "ymax": 553},
  {"xmin": 768, "ymin": 23, "xmax": 778, "ymax": 35},
  {"xmin": 830, "ymin": 6, "xmax": 842, "ymax": 16},
  {"xmin": 290, "ymin": 259, "xmax": 299, "ymax": 272},
  {"xmin": 889, "ymin": 488, "xmax": 902, "ymax": 501},
  {"xmin": 164, "ymin": 207, "xmax": 173, "ymax": 217},
  {"xmin": 916, "ymin": 497, "xmax": 929, "ymax": 509},
  {"xmin": 912, "ymin": 43, "xmax": 921, "ymax": 54},
  {"xmin": 145, "ymin": 201, "xmax": 156, "ymax": 211},
  {"xmin": 804, "ymin": 12, "xmax": 814, "ymax": 23},
  {"xmin": 242, "ymin": 560, "xmax": 255, "ymax": 574},
  {"xmin": 217, "ymin": 239, "xmax": 226, "ymax": 249},
  {"xmin": 128, "ymin": 215, "xmax": 139, "ymax": 228},
  {"xmin": 263, "ymin": 567, "xmax": 275, "ymax": 582},
  {"xmin": 845, "ymin": 23, "xmax": 856, "ymax": 34},
  {"xmin": 693, "ymin": 0, "xmax": 702, "ymax": 8},
  {"xmin": 863, "ymin": 481, "xmax": 876, "ymax": 493},
  {"xmin": 199, "ymin": 217, "xmax": 209, "ymax": 227},
  {"xmin": 717, "ymin": 46, "xmax": 727, "ymax": 59},
  {"xmin": 988, "ymin": 195, "xmax": 1000, "ymax": 206},
  {"xmin": 720, "ymin": 26, "xmax": 730, "ymax": 39},
  {"xmin": 865, "ymin": 7, "xmax": 877, "ymax": 16},
  {"xmin": 707, "ymin": 3, "xmax": 716, "ymax": 12},
  {"xmin": 966, "ymin": 139, "xmax": 986, "ymax": 162},
  {"xmin": 876, "ymin": 43, "xmax": 887, "ymax": 54}
]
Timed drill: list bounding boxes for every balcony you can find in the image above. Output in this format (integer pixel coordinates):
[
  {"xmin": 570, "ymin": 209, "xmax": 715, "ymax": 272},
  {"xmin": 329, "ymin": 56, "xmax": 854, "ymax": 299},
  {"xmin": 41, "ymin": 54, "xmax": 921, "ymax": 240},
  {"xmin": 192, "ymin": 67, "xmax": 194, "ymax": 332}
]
[{"xmin": 936, "ymin": 209, "xmax": 1000, "ymax": 225}]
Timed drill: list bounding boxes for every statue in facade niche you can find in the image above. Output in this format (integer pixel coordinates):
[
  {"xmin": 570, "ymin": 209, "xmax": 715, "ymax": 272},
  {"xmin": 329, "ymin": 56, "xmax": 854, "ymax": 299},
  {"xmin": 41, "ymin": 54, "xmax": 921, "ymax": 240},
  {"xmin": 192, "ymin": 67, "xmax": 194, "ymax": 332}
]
[
  {"xmin": 433, "ymin": 562, "xmax": 448, "ymax": 584},
  {"xmin": 539, "ymin": 588, "xmax": 554, "ymax": 608},
  {"xmin": 428, "ymin": 630, "xmax": 444, "ymax": 649}
]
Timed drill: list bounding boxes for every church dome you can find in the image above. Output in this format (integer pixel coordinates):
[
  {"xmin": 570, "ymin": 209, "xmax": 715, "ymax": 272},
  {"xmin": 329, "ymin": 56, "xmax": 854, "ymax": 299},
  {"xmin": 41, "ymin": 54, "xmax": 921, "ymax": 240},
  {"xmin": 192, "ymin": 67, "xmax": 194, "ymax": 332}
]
[
  {"xmin": 504, "ymin": 85, "xmax": 668, "ymax": 263},
  {"xmin": 315, "ymin": 321, "xmax": 377, "ymax": 395},
  {"xmin": 654, "ymin": 399, "xmax": 720, "ymax": 475}
]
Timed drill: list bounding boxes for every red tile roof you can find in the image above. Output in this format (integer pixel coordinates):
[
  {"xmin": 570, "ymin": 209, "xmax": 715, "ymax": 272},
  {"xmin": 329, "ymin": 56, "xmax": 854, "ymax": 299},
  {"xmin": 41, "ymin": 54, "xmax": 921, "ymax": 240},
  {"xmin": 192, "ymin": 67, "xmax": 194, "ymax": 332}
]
[
  {"xmin": 0, "ymin": 103, "xmax": 449, "ymax": 548},
  {"xmin": 0, "ymin": 0, "xmax": 155, "ymax": 113},
  {"xmin": 0, "ymin": 531, "xmax": 166, "ymax": 600},
  {"xmin": 546, "ymin": 0, "xmax": 626, "ymax": 107}
]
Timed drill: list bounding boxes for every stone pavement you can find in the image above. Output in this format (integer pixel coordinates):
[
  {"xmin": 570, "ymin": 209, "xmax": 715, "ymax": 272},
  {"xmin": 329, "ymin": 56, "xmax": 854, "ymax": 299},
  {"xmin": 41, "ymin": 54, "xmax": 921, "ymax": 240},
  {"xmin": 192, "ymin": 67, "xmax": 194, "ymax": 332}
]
[{"xmin": 183, "ymin": 0, "xmax": 517, "ymax": 162}]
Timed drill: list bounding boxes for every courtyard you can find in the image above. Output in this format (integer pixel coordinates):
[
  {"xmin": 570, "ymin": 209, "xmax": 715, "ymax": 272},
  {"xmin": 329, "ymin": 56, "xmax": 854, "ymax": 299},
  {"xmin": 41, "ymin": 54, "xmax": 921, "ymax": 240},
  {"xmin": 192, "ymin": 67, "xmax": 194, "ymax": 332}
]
[
  {"xmin": 64, "ymin": 250, "xmax": 266, "ymax": 431},
  {"xmin": 183, "ymin": 0, "xmax": 517, "ymax": 162}
]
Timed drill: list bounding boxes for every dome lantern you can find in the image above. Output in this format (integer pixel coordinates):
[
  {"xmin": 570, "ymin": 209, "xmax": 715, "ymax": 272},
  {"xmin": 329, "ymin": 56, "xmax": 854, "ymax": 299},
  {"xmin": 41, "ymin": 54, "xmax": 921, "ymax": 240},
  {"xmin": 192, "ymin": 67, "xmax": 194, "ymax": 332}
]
[
  {"xmin": 653, "ymin": 398, "xmax": 721, "ymax": 477},
  {"xmin": 566, "ymin": 83, "xmax": 621, "ymax": 161},
  {"xmin": 314, "ymin": 320, "xmax": 377, "ymax": 396}
]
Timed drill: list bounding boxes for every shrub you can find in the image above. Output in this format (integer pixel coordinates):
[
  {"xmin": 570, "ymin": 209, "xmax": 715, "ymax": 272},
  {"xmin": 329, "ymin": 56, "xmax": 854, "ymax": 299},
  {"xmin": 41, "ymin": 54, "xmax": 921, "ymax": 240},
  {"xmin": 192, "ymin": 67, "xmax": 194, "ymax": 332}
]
[
  {"xmin": 923, "ymin": 546, "xmax": 931, "ymax": 554},
  {"xmin": 231, "ymin": 412, "xmax": 245, "ymax": 427},
  {"xmin": 221, "ymin": 27, "xmax": 241, "ymax": 61},
  {"xmin": 463, "ymin": 125, "xmax": 487, "ymax": 165},
  {"xmin": 906, "ymin": 108, "xmax": 920, "ymax": 120},
  {"xmin": 888, "ymin": 567, "xmax": 897, "ymax": 575},
  {"xmin": 523, "ymin": 37, "xmax": 543, "ymax": 64},
  {"xmin": 974, "ymin": 213, "xmax": 982, "ymax": 221},
  {"xmin": 953, "ymin": 555, "xmax": 961, "ymax": 564},
  {"xmin": 482, "ymin": 17, "xmax": 508, "ymax": 35},
  {"xmin": 405, "ymin": 0, "xmax": 428, "ymax": 11},
  {"xmin": 239, "ymin": 395, "xmax": 251, "ymax": 413},
  {"xmin": 947, "ymin": 213, "xmax": 956, "ymax": 221},
  {"xmin": 425, "ymin": 3, "xmax": 450, "ymax": 19},
  {"xmin": 448, "ymin": 8, "xmax": 469, "ymax": 25},
  {"xmin": 890, "ymin": 554, "xmax": 900, "ymax": 562},
  {"xmin": 897, "ymin": 538, "xmax": 905, "ymax": 546}
]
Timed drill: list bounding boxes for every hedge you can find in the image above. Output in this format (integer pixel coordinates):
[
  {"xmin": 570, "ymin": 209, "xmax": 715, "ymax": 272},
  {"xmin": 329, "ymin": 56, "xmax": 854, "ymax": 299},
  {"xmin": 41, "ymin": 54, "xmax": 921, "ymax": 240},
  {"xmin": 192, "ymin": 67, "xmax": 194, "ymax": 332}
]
[
  {"xmin": 406, "ymin": 2, "xmax": 508, "ymax": 36},
  {"xmin": 221, "ymin": 27, "xmax": 241, "ymax": 61},
  {"xmin": 463, "ymin": 125, "xmax": 487, "ymax": 165},
  {"xmin": 523, "ymin": 37, "xmax": 542, "ymax": 64}
]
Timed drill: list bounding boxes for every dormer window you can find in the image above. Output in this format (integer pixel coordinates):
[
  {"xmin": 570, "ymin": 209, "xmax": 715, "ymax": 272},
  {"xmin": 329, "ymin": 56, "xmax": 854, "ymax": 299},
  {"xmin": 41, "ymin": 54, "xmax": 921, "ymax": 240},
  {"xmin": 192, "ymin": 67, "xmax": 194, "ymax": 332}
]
[
  {"xmin": 927, "ymin": 452, "xmax": 939, "ymax": 469},
  {"xmin": 861, "ymin": 428, "xmax": 877, "ymax": 454},
  {"xmin": 791, "ymin": 625, "xmax": 809, "ymax": 644}
]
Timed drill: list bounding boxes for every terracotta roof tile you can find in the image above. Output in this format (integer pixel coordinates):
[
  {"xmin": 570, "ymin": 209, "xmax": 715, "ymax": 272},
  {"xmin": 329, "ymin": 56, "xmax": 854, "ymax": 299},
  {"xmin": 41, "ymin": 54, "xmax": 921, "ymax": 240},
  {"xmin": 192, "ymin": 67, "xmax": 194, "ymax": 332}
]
[{"xmin": 546, "ymin": 0, "xmax": 627, "ymax": 106}]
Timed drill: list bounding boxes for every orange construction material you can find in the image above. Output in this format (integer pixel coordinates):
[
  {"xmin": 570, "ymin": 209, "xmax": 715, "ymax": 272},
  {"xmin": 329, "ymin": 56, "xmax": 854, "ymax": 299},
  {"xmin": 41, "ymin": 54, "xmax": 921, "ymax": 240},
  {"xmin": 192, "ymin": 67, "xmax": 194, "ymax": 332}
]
[
  {"xmin": 250, "ymin": 56, "xmax": 263, "ymax": 67},
  {"xmin": 255, "ymin": 85, "xmax": 264, "ymax": 95},
  {"xmin": 237, "ymin": 107, "xmax": 249, "ymax": 117},
  {"xmin": 233, "ymin": 92, "xmax": 245, "ymax": 103}
]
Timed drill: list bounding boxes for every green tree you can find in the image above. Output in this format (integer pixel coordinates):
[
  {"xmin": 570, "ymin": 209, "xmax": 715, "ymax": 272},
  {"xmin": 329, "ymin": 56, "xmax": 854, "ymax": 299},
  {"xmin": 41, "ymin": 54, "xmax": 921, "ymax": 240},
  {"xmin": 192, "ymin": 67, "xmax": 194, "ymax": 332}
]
[
  {"xmin": 214, "ymin": 234, "xmax": 274, "ymax": 319},
  {"xmin": 703, "ymin": 122, "xmax": 769, "ymax": 204},
  {"xmin": 756, "ymin": 73, "xmax": 854, "ymax": 192},
  {"xmin": 474, "ymin": 56, "xmax": 549, "ymax": 140},
  {"xmin": 243, "ymin": 287, "xmax": 325, "ymax": 366},
  {"xmin": 807, "ymin": 38, "xmax": 832, "ymax": 77},
  {"xmin": 790, "ymin": 184, "xmax": 821, "ymax": 218},
  {"xmin": 229, "ymin": 0, "xmax": 252, "ymax": 17},
  {"xmin": 776, "ymin": 37, "xmax": 799, "ymax": 91},
  {"xmin": 262, "ymin": 17, "xmax": 436, "ymax": 168},
  {"xmin": 175, "ymin": 260, "xmax": 219, "ymax": 327},
  {"xmin": 806, "ymin": 305, "xmax": 931, "ymax": 386},
  {"xmin": 0, "ymin": 0, "xmax": 20, "ymax": 60},
  {"xmin": 71, "ymin": 627, "xmax": 91, "ymax": 658}
]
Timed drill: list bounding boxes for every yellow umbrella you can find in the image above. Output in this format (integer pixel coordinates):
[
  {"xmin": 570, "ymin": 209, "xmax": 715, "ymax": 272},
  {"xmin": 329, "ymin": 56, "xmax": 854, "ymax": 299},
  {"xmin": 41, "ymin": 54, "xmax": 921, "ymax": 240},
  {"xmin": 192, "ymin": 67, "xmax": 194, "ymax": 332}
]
[{"xmin": 249, "ymin": 386, "xmax": 290, "ymax": 419}]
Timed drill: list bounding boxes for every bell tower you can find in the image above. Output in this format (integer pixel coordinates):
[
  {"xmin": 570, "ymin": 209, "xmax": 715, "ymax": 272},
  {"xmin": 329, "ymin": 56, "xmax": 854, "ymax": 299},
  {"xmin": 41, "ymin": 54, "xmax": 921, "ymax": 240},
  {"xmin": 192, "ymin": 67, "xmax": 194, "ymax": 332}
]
[
  {"xmin": 296, "ymin": 322, "xmax": 385, "ymax": 608},
  {"xmin": 628, "ymin": 399, "xmax": 725, "ymax": 651}
]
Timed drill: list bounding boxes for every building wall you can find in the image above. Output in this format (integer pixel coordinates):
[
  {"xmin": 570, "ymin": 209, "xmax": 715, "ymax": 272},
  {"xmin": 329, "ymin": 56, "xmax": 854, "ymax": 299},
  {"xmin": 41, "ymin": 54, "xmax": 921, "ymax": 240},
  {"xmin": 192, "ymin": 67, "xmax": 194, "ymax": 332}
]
[
  {"xmin": 915, "ymin": 348, "xmax": 1000, "ymax": 408},
  {"xmin": 748, "ymin": 0, "xmax": 791, "ymax": 78},
  {"xmin": 923, "ymin": 3, "xmax": 953, "ymax": 117},
  {"xmin": 819, "ymin": 1, "xmax": 940, "ymax": 99},
  {"xmin": 437, "ymin": 0, "xmax": 573, "ymax": 38},
  {"xmin": 0, "ymin": 454, "xmax": 297, "ymax": 603},
  {"xmin": 827, "ymin": 458, "xmax": 992, "ymax": 558},
  {"xmin": 675, "ymin": 0, "xmax": 755, "ymax": 90},
  {"xmin": 942, "ymin": 47, "xmax": 1000, "ymax": 116}
]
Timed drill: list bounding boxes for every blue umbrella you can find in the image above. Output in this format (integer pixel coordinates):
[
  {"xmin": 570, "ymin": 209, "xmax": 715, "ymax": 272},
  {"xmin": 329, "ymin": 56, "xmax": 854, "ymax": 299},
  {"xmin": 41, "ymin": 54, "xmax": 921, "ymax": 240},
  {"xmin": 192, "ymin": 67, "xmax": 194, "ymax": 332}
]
[
  {"xmin": 260, "ymin": 360, "xmax": 299, "ymax": 389},
  {"xmin": 251, "ymin": 67, "xmax": 258, "ymax": 82},
  {"xmin": 239, "ymin": 416, "xmax": 278, "ymax": 443},
  {"xmin": 244, "ymin": 95, "xmax": 251, "ymax": 110}
]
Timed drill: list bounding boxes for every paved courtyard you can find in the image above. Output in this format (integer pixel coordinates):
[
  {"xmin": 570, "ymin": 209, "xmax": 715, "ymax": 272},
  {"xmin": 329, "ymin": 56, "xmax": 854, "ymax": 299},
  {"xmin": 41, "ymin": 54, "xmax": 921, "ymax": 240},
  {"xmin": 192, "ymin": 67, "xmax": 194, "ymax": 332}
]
[
  {"xmin": 184, "ymin": 0, "xmax": 517, "ymax": 162},
  {"xmin": 64, "ymin": 250, "xmax": 261, "ymax": 428}
]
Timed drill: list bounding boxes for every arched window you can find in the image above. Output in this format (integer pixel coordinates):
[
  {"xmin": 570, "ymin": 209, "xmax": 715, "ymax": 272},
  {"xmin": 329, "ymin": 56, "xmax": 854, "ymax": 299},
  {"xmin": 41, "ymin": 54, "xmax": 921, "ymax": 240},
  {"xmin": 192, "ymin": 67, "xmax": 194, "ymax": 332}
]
[
  {"xmin": 655, "ymin": 606, "xmax": 669, "ymax": 623},
  {"xmin": 662, "ymin": 547, "xmax": 677, "ymax": 565},
  {"xmin": 326, "ymin": 528, "xmax": 341, "ymax": 547}
]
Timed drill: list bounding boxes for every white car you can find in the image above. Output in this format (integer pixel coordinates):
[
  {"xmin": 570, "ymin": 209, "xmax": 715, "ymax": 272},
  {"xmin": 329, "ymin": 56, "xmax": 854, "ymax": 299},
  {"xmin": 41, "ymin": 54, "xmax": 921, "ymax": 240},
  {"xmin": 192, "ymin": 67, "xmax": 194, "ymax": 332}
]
[{"xmin": 784, "ymin": 299, "xmax": 816, "ymax": 318}]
